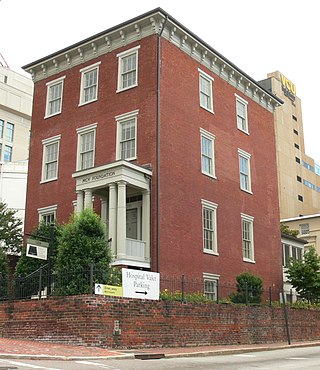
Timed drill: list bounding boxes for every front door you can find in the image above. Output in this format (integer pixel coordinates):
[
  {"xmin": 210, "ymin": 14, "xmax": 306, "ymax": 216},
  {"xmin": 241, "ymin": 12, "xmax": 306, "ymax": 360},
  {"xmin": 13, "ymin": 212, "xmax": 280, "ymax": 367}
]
[{"xmin": 126, "ymin": 208, "xmax": 138, "ymax": 239}]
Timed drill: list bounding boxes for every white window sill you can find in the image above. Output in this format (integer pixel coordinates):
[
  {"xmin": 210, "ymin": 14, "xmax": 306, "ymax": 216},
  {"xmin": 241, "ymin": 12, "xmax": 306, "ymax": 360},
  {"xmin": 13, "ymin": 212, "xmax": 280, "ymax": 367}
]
[
  {"xmin": 204, "ymin": 249, "xmax": 219, "ymax": 256},
  {"xmin": 243, "ymin": 258, "xmax": 255, "ymax": 264},
  {"xmin": 116, "ymin": 84, "xmax": 138, "ymax": 93},
  {"xmin": 237, "ymin": 127, "xmax": 250, "ymax": 135},
  {"xmin": 202, "ymin": 171, "xmax": 217, "ymax": 180},
  {"xmin": 78, "ymin": 98, "xmax": 98, "ymax": 107},
  {"xmin": 200, "ymin": 105, "xmax": 214, "ymax": 114},
  {"xmin": 44, "ymin": 111, "xmax": 61, "ymax": 119},
  {"xmin": 240, "ymin": 188, "xmax": 253, "ymax": 195},
  {"xmin": 40, "ymin": 177, "xmax": 58, "ymax": 184}
]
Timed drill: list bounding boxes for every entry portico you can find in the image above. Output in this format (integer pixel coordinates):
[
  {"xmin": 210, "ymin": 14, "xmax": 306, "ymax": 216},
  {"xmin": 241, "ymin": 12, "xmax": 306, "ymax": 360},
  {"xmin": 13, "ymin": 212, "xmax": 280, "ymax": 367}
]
[{"xmin": 72, "ymin": 160, "xmax": 152, "ymax": 269}]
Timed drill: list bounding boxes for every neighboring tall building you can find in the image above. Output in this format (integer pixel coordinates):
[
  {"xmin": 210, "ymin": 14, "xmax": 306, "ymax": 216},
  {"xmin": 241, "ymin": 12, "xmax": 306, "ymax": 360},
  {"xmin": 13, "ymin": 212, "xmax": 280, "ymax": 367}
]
[
  {"xmin": 259, "ymin": 71, "xmax": 320, "ymax": 219},
  {"xmin": 22, "ymin": 8, "xmax": 283, "ymax": 292},
  {"xmin": 0, "ymin": 65, "xmax": 33, "ymax": 162}
]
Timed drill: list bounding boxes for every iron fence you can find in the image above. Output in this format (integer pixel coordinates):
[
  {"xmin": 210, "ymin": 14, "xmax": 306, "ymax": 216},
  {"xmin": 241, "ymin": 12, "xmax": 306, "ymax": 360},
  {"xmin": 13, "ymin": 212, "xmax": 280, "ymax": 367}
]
[{"xmin": 0, "ymin": 266, "xmax": 286, "ymax": 306}]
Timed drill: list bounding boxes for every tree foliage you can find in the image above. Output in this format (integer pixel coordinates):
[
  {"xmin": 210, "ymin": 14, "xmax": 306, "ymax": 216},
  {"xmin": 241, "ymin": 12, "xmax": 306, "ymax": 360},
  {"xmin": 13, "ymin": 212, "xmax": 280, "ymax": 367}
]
[
  {"xmin": 286, "ymin": 246, "xmax": 320, "ymax": 301},
  {"xmin": 15, "ymin": 222, "xmax": 62, "ymax": 277},
  {"xmin": 0, "ymin": 201, "xmax": 23, "ymax": 254},
  {"xmin": 281, "ymin": 223, "xmax": 299, "ymax": 237},
  {"xmin": 230, "ymin": 271, "xmax": 263, "ymax": 304},
  {"xmin": 0, "ymin": 248, "xmax": 9, "ymax": 297},
  {"xmin": 54, "ymin": 209, "xmax": 121, "ymax": 295}
]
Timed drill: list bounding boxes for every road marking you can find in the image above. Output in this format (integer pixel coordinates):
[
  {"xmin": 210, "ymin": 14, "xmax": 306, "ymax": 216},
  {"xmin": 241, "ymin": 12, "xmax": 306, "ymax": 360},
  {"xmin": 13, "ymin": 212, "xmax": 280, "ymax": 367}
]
[
  {"xmin": 233, "ymin": 354, "xmax": 257, "ymax": 357},
  {"xmin": 287, "ymin": 357, "xmax": 307, "ymax": 360},
  {"xmin": 75, "ymin": 360, "xmax": 120, "ymax": 369},
  {"xmin": 0, "ymin": 359, "xmax": 62, "ymax": 370}
]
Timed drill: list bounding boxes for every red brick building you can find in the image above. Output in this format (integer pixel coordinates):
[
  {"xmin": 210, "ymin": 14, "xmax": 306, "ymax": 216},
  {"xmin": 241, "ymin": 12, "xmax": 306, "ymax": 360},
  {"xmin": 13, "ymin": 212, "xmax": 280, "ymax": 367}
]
[{"xmin": 23, "ymin": 8, "xmax": 283, "ymax": 293}]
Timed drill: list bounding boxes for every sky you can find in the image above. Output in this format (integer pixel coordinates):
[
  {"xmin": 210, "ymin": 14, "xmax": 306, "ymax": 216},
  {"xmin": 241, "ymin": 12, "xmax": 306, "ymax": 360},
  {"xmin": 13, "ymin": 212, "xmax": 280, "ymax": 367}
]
[{"xmin": 1, "ymin": 0, "xmax": 319, "ymax": 162}]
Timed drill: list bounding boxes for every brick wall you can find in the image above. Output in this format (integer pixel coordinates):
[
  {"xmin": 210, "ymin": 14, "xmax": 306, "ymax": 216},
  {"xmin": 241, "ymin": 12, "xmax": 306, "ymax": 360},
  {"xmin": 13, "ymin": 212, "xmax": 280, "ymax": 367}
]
[{"xmin": 1, "ymin": 295, "xmax": 319, "ymax": 348}]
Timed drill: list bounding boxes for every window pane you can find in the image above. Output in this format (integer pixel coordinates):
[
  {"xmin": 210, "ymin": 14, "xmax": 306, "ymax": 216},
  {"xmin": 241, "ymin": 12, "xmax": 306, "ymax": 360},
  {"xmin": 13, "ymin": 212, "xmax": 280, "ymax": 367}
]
[
  {"xmin": 48, "ymin": 83, "xmax": 62, "ymax": 115},
  {"xmin": 242, "ymin": 219, "xmax": 252, "ymax": 260},
  {"xmin": 121, "ymin": 54, "xmax": 137, "ymax": 89},
  {"xmin": 204, "ymin": 280, "xmax": 217, "ymax": 301},
  {"xmin": 4, "ymin": 145, "xmax": 12, "ymax": 161},
  {"xmin": 203, "ymin": 207, "xmax": 214, "ymax": 251},
  {"xmin": 0, "ymin": 119, "xmax": 4, "ymax": 138},
  {"xmin": 200, "ymin": 75, "xmax": 212, "ymax": 110},
  {"xmin": 83, "ymin": 69, "xmax": 97, "ymax": 102},
  {"xmin": 120, "ymin": 119, "xmax": 136, "ymax": 159},
  {"xmin": 6, "ymin": 123, "xmax": 14, "ymax": 142}
]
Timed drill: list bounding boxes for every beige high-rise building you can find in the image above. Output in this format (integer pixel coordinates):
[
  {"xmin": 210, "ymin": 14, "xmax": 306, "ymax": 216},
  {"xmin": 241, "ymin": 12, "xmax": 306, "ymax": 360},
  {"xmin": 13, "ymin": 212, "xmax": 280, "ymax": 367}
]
[
  {"xmin": 259, "ymin": 71, "xmax": 320, "ymax": 219},
  {"xmin": 0, "ymin": 65, "xmax": 33, "ymax": 162}
]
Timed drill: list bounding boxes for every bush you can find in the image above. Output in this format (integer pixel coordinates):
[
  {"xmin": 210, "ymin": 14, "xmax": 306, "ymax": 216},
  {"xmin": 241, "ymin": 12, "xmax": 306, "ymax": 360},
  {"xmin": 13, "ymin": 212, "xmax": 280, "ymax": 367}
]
[
  {"xmin": 0, "ymin": 248, "xmax": 9, "ymax": 298},
  {"xmin": 230, "ymin": 271, "xmax": 263, "ymax": 304}
]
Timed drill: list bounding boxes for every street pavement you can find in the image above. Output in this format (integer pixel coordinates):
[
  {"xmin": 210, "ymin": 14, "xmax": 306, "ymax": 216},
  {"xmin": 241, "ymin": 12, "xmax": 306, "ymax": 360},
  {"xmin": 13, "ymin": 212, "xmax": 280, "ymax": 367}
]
[{"xmin": 1, "ymin": 337, "xmax": 320, "ymax": 361}]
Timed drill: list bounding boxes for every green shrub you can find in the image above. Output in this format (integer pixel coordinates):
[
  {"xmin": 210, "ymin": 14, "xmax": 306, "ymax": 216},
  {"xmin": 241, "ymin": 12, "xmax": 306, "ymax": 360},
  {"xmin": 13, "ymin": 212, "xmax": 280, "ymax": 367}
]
[{"xmin": 230, "ymin": 271, "xmax": 263, "ymax": 304}]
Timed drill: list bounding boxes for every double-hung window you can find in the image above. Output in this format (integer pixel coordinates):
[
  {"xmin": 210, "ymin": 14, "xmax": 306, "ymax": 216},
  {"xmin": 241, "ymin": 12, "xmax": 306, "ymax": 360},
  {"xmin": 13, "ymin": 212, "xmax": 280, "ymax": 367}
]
[
  {"xmin": 202, "ymin": 199, "xmax": 218, "ymax": 255},
  {"xmin": 235, "ymin": 94, "xmax": 249, "ymax": 133},
  {"xmin": 0, "ymin": 119, "xmax": 4, "ymax": 138},
  {"xmin": 241, "ymin": 213, "xmax": 254, "ymax": 262},
  {"xmin": 117, "ymin": 46, "xmax": 140, "ymax": 92},
  {"xmin": 45, "ymin": 76, "xmax": 65, "ymax": 117},
  {"xmin": 199, "ymin": 68, "xmax": 214, "ymax": 113},
  {"xmin": 282, "ymin": 242, "xmax": 303, "ymax": 267},
  {"xmin": 116, "ymin": 110, "xmax": 138, "ymax": 161},
  {"xmin": 238, "ymin": 149, "xmax": 252, "ymax": 193},
  {"xmin": 200, "ymin": 128, "xmax": 216, "ymax": 178},
  {"xmin": 38, "ymin": 205, "xmax": 57, "ymax": 224},
  {"xmin": 77, "ymin": 123, "xmax": 97, "ymax": 170},
  {"xmin": 4, "ymin": 145, "xmax": 12, "ymax": 162},
  {"xmin": 6, "ymin": 122, "xmax": 14, "ymax": 142},
  {"xmin": 41, "ymin": 135, "xmax": 61, "ymax": 182},
  {"xmin": 79, "ymin": 62, "xmax": 100, "ymax": 105},
  {"xmin": 203, "ymin": 273, "xmax": 220, "ymax": 301}
]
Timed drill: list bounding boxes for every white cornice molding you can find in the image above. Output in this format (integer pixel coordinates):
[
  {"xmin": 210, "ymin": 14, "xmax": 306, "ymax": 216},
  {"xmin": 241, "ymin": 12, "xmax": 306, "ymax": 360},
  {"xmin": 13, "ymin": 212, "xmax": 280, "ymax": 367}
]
[{"xmin": 24, "ymin": 10, "xmax": 280, "ymax": 112}]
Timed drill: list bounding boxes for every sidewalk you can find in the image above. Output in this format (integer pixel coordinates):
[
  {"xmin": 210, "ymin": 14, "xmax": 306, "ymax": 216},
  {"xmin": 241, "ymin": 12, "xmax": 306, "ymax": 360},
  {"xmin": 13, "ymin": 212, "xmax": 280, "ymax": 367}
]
[{"xmin": 1, "ymin": 337, "xmax": 320, "ymax": 361}]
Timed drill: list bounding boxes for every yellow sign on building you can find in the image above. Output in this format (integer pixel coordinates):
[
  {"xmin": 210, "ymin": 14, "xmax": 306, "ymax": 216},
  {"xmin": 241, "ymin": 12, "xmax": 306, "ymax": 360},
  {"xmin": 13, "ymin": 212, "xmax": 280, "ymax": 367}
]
[{"xmin": 280, "ymin": 74, "xmax": 296, "ymax": 100}]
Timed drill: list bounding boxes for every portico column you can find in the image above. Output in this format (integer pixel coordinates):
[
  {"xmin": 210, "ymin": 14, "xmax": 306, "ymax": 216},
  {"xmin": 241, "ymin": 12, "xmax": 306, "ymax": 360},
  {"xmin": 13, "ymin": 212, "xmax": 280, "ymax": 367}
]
[
  {"xmin": 108, "ymin": 183, "xmax": 117, "ymax": 255},
  {"xmin": 76, "ymin": 190, "xmax": 84, "ymax": 214},
  {"xmin": 117, "ymin": 181, "xmax": 127, "ymax": 259},
  {"xmin": 101, "ymin": 198, "xmax": 108, "ymax": 233},
  {"xmin": 84, "ymin": 189, "xmax": 93, "ymax": 209},
  {"xmin": 142, "ymin": 190, "xmax": 151, "ymax": 261}
]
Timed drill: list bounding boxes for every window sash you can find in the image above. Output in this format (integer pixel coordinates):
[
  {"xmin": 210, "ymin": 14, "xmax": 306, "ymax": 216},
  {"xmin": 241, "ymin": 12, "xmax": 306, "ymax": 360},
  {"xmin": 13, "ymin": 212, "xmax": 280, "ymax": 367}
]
[
  {"xmin": 6, "ymin": 123, "xmax": 14, "ymax": 142},
  {"xmin": 42, "ymin": 213, "xmax": 55, "ymax": 225},
  {"xmin": 48, "ymin": 83, "xmax": 62, "ymax": 115},
  {"xmin": 121, "ymin": 53, "xmax": 137, "ymax": 89},
  {"xmin": 242, "ymin": 219, "xmax": 253, "ymax": 260},
  {"xmin": 4, "ymin": 145, "xmax": 12, "ymax": 161},
  {"xmin": 44, "ymin": 142, "xmax": 58, "ymax": 180},
  {"xmin": 204, "ymin": 279, "xmax": 217, "ymax": 301},
  {"xmin": 120, "ymin": 119, "xmax": 136, "ymax": 159},
  {"xmin": 203, "ymin": 207, "xmax": 215, "ymax": 251},
  {"xmin": 236, "ymin": 100, "xmax": 247, "ymax": 131},
  {"xmin": 83, "ymin": 69, "xmax": 98, "ymax": 103},
  {"xmin": 239, "ymin": 155, "xmax": 250, "ymax": 191},
  {"xmin": 80, "ymin": 131, "xmax": 94, "ymax": 169},
  {"xmin": 0, "ymin": 119, "xmax": 4, "ymax": 138},
  {"xmin": 200, "ymin": 75, "xmax": 212, "ymax": 110},
  {"xmin": 201, "ymin": 136, "xmax": 213, "ymax": 175}
]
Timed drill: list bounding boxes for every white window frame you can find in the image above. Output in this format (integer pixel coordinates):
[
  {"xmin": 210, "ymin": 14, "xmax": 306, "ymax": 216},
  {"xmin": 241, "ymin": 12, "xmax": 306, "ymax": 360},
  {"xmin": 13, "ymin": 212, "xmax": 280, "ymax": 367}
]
[
  {"xmin": 200, "ymin": 128, "xmax": 216, "ymax": 178},
  {"xmin": 201, "ymin": 199, "xmax": 218, "ymax": 255},
  {"xmin": 5, "ymin": 122, "xmax": 14, "ymax": 142},
  {"xmin": 235, "ymin": 94, "xmax": 249, "ymax": 134},
  {"xmin": 76, "ymin": 123, "xmax": 97, "ymax": 171},
  {"xmin": 45, "ymin": 76, "xmax": 65, "ymax": 118},
  {"xmin": 38, "ymin": 205, "xmax": 57, "ymax": 224},
  {"xmin": 241, "ymin": 213, "xmax": 255, "ymax": 263},
  {"xmin": 116, "ymin": 109, "xmax": 139, "ymax": 161},
  {"xmin": 238, "ymin": 148, "xmax": 252, "ymax": 193},
  {"xmin": 198, "ymin": 68, "xmax": 214, "ymax": 113},
  {"xmin": 300, "ymin": 223, "xmax": 310, "ymax": 235},
  {"xmin": 282, "ymin": 242, "xmax": 303, "ymax": 267},
  {"xmin": 79, "ymin": 62, "xmax": 100, "ymax": 106},
  {"xmin": 4, "ymin": 145, "xmax": 12, "ymax": 162},
  {"xmin": 41, "ymin": 135, "xmax": 61, "ymax": 183},
  {"xmin": 203, "ymin": 273, "xmax": 220, "ymax": 301},
  {"xmin": 116, "ymin": 46, "xmax": 140, "ymax": 93}
]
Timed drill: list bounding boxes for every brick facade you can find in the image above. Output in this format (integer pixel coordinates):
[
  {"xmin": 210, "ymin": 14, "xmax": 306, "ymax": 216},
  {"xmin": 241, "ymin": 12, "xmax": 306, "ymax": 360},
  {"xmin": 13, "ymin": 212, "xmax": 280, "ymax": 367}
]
[
  {"xmin": 23, "ymin": 9, "xmax": 283, "ymax": 290},
  {"xmin": 1, "ymin": 296, "xmax": 320, "ymax": 348}
]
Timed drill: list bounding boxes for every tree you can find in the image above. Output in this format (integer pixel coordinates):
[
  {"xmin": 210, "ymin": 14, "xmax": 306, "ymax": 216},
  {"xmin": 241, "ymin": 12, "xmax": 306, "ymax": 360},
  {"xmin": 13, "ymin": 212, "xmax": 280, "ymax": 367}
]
[
  {"xmin": 0, "ymin": 201, "xmax": 23, "ymax": 254},
  {"xmin": 0, "ymin": 248, "xmax": 9, "ymax": 298},
  {"xmin": 15, "ymin": 221, "xmax": 62, "ymax": 278},
  {"xmin": 286, "ymin": 246, "xmax": 320, "ymax": 302},
  {"xmin": 54, "ymin": 208, "xmax": 121, "ymax": 295},
  {"xmin": 281, "ymin": 223, "xmax": 299, "ymax": 237},
  {"xmin": 230, "ymin": 271, "xmax": 264, "ymax": 304}
]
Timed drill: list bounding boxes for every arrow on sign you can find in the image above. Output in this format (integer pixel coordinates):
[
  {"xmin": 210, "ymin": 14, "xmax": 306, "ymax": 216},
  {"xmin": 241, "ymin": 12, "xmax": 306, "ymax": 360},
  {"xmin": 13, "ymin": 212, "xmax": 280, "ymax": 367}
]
[{"xmin": 135, "ymin": 291, "xmax": 148, "ymax": 295}]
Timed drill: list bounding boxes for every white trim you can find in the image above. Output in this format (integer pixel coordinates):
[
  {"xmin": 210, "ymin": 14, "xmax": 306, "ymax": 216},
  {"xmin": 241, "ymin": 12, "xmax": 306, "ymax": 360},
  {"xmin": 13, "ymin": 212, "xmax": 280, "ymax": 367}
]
[
  {"xmin": 44, "ymin": 76, "xmax": 66, "ymax": 118},
  {"xmin": 116, "ymin": 46, "xmax": 140, "ymax": 93},
  {"xmin": 79, "ymin": 62, "xmax": 101, "ymax": 106},
  {"xmin": 116, "ymin": 110, "xmax": 139, "ymax": 161},
  {"xmin": 199, "ymin": 69, "xmax": 214, "ymax": 113},
  {"xmin": 241, "ymin": 213, "xmax": 255, "ymax": 263},
  {"xmin": 76, "ymin": 123, "xmax": 97, "ymax": 171},
  {"xmin": 238, "ymin": 148, "xmax": 252, "ymax": 194},
  {"xmin": 203, "ymin": 272, "xmax": 220, "ymax": 280},
  {"xmin": 200, "ymin": 128, "xmax": 216, "ymax": 179},
  {"xmin": 41, "ymin": 135, "xmax": 61, "ymax": 183},
  {"xmin": 201, "ymin": 199, "xmax": 218, "ymax": 255},
  {"xmin": 235, "ymin": 93, "xmax": 249, "ymax": 134},
  {"xmin": 37, "ymin": 204, "xmax": 57, "ymax": 223},
  {"xmin": 281, "ymin": 213, "xmax": 320, "ymax": 222}
]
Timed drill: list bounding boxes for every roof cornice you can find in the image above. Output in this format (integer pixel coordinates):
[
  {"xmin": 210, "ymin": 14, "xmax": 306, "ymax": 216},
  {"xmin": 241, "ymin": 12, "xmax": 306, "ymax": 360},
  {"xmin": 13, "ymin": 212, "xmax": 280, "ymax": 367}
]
[{"xmin": 22, "ymin": 7, "xmax": 282, "ymax": 112}]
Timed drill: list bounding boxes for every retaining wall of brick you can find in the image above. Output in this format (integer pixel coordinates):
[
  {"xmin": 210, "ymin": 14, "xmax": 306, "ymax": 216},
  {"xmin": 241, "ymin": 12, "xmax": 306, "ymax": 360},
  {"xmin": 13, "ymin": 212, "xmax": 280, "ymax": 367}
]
[{"xmin": 1, "ymin": 295, "xmax": 319, "ymax": 348}]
